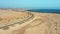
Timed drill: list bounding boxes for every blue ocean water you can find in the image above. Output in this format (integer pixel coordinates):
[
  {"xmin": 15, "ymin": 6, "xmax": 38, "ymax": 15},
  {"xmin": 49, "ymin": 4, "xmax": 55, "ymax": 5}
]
[{"xmin": 27, "ymin": 9, "xmax": 60, "ymax": 14}]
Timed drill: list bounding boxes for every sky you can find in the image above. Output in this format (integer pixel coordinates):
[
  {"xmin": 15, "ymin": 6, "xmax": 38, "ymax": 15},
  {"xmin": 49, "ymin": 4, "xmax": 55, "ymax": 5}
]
[{"xmin": 0, "ymin": 0, "xmax": 60, "ymax": 9}]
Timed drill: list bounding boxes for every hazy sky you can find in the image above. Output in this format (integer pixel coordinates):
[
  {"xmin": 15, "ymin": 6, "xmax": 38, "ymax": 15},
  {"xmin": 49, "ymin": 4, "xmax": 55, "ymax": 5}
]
[{"xmin": 0, "ymin": 0, "xmax": 60, "ymax": 9}]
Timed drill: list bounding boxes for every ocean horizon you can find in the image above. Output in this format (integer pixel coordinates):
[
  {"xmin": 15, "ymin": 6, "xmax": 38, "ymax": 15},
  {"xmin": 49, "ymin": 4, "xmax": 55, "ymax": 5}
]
[{"xmin": 27, "ymin": 9, "xmax": 60, "ymax": 14}]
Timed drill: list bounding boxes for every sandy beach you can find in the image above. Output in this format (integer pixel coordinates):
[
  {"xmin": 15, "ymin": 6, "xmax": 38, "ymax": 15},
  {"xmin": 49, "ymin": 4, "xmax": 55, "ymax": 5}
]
[{"xmin": 0, "ymin": 9, "xmax": 60, "ymax": 34}]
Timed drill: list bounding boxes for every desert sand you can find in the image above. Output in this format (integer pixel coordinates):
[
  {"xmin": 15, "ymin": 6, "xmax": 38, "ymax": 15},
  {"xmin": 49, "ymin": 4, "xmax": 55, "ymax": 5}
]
[{"xmin": 0, "ymin": 9, "xmax": 60, "ymax": 34}]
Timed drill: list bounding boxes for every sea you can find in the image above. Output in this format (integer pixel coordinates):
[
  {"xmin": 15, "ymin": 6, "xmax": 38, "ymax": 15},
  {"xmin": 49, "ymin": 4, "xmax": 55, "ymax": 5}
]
[{"xmin": 27, "ymin": 9, "xmax": 60, "ymax": 14}]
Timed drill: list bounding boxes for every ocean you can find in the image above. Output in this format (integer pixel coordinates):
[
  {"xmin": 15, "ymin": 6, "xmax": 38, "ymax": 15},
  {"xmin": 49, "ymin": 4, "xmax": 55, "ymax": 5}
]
[{"xmin": 27, "ymin": 9, "xmax": 60, "ymax": 14}]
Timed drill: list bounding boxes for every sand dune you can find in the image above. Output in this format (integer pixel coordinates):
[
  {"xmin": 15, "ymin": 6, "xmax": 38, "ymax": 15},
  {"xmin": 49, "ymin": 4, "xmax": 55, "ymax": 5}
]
[{"xmin": 0, "ymin": 9, "xmax": 60, "ymax": 34}]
